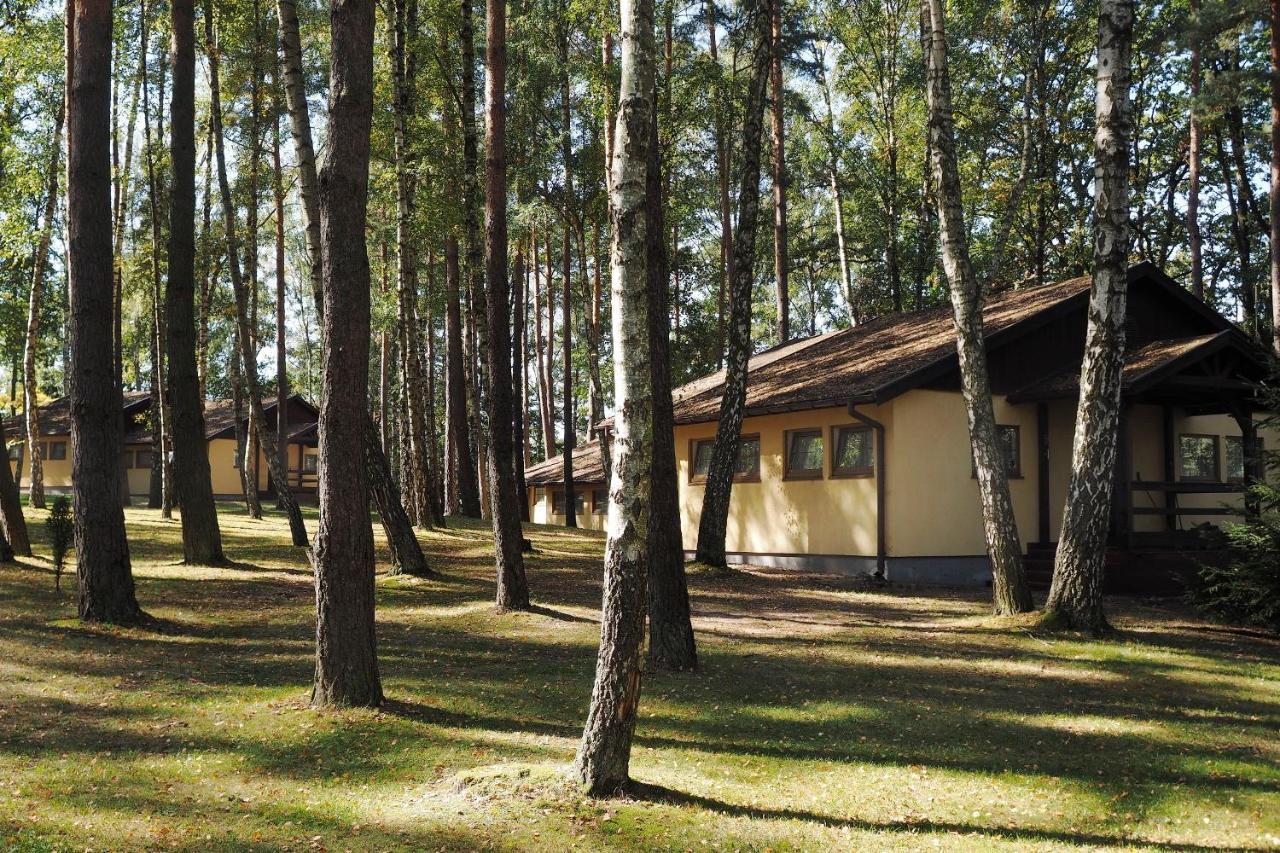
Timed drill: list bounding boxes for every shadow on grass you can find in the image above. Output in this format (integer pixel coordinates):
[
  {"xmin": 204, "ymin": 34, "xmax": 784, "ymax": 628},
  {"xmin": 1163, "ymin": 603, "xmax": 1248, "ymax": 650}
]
[{"xmin": 627, "ymin": 781, "xmax": 1272, "ymax": 853}]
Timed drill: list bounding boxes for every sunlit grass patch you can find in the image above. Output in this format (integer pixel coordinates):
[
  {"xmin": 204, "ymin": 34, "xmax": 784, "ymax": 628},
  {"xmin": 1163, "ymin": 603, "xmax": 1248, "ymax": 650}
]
[{"xmin": 0, "ymin": 503, "xmax": 1277, "ymax": 850}]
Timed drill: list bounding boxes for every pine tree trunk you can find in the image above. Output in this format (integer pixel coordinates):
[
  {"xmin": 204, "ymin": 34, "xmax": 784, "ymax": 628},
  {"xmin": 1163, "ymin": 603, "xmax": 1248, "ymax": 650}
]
[
  {"xmin": 1187, "ymin": 0, "xmax": 1203, "ymax": 301},
  {"xmin": 207, "ymin": 0, "xmax": 307, "ymax": 546},
  {"xmin": 769, "ymin": 0, "xmax": 788, "ymax": 343},
  {"xmin": 704, "ymin": 0, "xmax": 732, "ymax": 367},
  {"xmin": 1270, "ymin": 0, "xmax": 1280, "ymax": 354},
  {"xmin": 1045, "ymin": 0, "xmax": 1134, "ymax": 635},
  {"xmin": 23, "ymin": 102, "xmax": 63, "ymax": 511},
  {"xmin": 166, "ymin": 0, "xmax": 225, "ymax": 564},
  {"xmin": 312, "ymin": 0, "xmax": 383, "ymax": 708},
  {"xmin": 512, "ymin": 246, "xmax": 530, "ymax": 521},
  {"xmin": 276, "ymin": 0, "xmax": 323, "ymax": 314},
  {"xmin": 693, "ymin": 0, "xmax": 771, "ymax": 568},
  {"xmin": 445, "ymin": 236, "xmax": 481, "ymax": 516},
  {"xmin": 484, "ymin": 0, "xmax": 531, "ymax": 608},
  {"xmin": 575, "ymin": 0, "xmax": 654, "ymax": 793},
  {"xmin": 923, "ymin": 0, "xmax": 1032, "ymax": 615},
  {"xmin": 273, "ymin": 81, "xmax": 289, "ymax": 510},
  {"xmin": 365, "ymin": 413, "xmax": 432, "ymax": 576},
  {"xmin": 562, "ymin": 217, "xmax": 577, "ymax": 527},
  {"xmin": 645, "ymin": 91, "xmax": 696, "ymax": 672},
  {"xmin": 67, "ymin": 0, "xmax": 143, "ymax": 624},
  {"xmin": 0, "ymin": 421, "xmax": 32, "ymax": 556}
]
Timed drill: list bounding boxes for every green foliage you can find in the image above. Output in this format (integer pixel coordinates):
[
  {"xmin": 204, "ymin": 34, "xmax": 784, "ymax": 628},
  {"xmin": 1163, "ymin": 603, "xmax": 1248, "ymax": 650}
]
[
  {"xmin": 44, "ymin": 495, "xmax": 73, "ymax": 592},
  {"xmin": 1190, "ymin": 479, "xmax": 1280, "ymax": 632}
]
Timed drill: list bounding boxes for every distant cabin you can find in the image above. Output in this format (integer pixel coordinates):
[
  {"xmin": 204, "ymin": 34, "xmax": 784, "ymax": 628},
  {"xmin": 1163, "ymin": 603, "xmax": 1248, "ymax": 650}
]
[
  {"xmin": 526, "ymin": 262, "xmax": 1277, "ymax": 588},
  {"xmin": 4, "ymin": 394, "xmax": 320, "ymax": 500}
]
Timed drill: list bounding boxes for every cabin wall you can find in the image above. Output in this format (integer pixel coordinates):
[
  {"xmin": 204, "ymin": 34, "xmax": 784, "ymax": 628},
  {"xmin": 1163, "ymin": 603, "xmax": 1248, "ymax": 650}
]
[
  {"xmin": 528, "ymin": 484, "xmax": 608, "ymax": 531},
  {"xmin": 675, "ymin": 404, "xmax": 887, "ymax": 562}
]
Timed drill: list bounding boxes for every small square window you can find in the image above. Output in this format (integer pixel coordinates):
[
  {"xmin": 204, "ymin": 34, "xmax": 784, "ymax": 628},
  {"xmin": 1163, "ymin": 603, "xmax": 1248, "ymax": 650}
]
[
  {"xmin": 997, "ymin": 425, "xmax": 1021, "ymax": 478},
  {"xmin": 592, "ymin": 488, "xmax": 608, "ymax": 514},
  {"xmin": 1179, "ymin": 434, "xmax": 1219, "ymax": 482},
  {"xmin": 784, "ymin": 429, "xmax": 824, "ymax": 480},
  {"xmin": 1225, "ymin": 435, "xmax": 1263, "ymax": 482},
  {"xmin": 302, "ymin": 453, "xmax": 318, "ymax": 474},
  {"xmin": 832, "ymin": 426, "xmax": 873, "ymax": 477},
  {"xmin": 47, "ymin": 441, "xmax": 67, "ymax": 461},
  {"xmin": 690, "ymin": 436, "xmax": 759, "ymax": 483},
  {"xmin": 7, "ymin": 443, "xmax": 21, "ymax": 461},
  {"xmin": 552, "ymin": 489, "xmax": 584, "ymax": 515},
  {"xmin": 134, "ymin": 449, "xmax": 153, "ymax": 470}
]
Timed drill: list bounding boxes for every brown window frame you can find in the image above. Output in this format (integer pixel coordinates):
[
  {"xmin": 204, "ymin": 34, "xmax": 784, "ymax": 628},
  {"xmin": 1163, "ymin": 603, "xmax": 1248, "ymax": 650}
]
[
  {"xmin": 46, "ymin": 440, "xmax": 67, "ymax": 461},
  {"xmin": 783, "ymin": 428, "xmax": 825, "ymax": 481},
  {"xmin": 830, "ymin": 424, "xmax": 874, "ymax": 478},
  {"xmin": 302, "ymin": 452, "xmax": 318, "ymax": 474},
  {"xmin": 1224, "ymin": 435, "xmax": 1263, "ymax": 483},
  {"xmin": 1178, "ymin": 433, "xmax": 1220, "ymax": 483},
  {"xmin": 972, "ymin": 422, "xmax": 1024, "ymax": 479},
  {"xmin": 133, "ymin": 449, "xmax": 154, "ymax": 470},
  {"xmin": 591, "ymin": 487, "xmax": 608, "ymax": 514},
  {"xmin": 551, "ymin": 488, "xmax": 585, "ymax": 516},
  {"xmin": 688, "ymin": 435, "xmax": 761, "ymax": 484}
]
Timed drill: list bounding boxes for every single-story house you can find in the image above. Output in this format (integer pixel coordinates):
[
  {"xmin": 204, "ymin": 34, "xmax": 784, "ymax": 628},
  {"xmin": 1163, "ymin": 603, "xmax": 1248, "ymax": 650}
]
[
  {"xmin": 4, "ymin": 393, "xmax": 320, "ymax": 500},
  {"xmin": 526, "ymin": 262, "xmax": 1277, "ymax": 587}
]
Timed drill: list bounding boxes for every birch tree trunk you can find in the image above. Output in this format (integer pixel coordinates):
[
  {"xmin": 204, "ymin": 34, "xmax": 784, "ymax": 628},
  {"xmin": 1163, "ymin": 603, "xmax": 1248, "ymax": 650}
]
[
  {"xmin": 167, "ymin": 0, "xmax": 225, "ymax": 564},
  {"xmin": 23, "ymin": 102, "xmax": 63, "ymax": 511},
  {"xmin": 67, "ymin": 0, "xmax": 143, "ymax": 623},
  {"xmin": 693, "ymin": 0, "xmax": 771, "ymax": 568},
  {"xmin": 312, "ymin": 0, "xmax": 383, "ymax": 708},
  {"xmin": 923, "ymin": 0, "xmax": 1032, "ymax": 615},
  {"xmin": 1045, "ymin": 0, "xmax": 1134, "ymax": 635},
  {"xmin": 575, "ymin": 0, "xmax": 654, "ymax": 793}
]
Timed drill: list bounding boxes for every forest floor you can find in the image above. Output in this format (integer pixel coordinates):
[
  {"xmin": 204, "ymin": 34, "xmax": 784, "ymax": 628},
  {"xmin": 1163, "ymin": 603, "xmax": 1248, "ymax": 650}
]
[{"xmin": 1, "ymin": 504, "xmax": 1278, "ymax": 852}]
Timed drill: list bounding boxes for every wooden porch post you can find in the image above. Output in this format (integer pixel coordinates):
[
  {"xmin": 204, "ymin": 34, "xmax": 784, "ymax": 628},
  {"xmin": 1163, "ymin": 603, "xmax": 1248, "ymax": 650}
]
[
  {"xmin": 1230, "ymin": 405, "xmax": 1260, "ymax": 520},
  {"xmin": 1036, "ymin": 402, "xmax": 1050, "ymax": 544}
]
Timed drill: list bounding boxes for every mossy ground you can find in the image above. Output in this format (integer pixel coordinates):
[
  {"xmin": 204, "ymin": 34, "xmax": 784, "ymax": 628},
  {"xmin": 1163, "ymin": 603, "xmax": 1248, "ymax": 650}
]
[{"xmin": 1, "ymin": 503, "xmax": 1277, "ymax": 851}]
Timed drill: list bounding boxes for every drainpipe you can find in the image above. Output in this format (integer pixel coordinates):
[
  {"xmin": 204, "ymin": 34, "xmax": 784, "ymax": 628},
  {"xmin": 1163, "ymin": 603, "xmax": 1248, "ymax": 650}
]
[{"xmin": 847, "ymin": 401, "xmax": 886, "ymax": 578}]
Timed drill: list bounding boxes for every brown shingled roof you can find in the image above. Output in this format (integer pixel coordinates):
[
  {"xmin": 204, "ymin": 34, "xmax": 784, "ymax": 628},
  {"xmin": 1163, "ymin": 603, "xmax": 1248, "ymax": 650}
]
[
  {"xmin": 524, "ymin": 441, "xmax": 608, "ymax": 486},
  {"xmin": 4, "ymin": 392, "xmax": 151, "ymax": 440},
  {"xmin": 648, "ymin": 273, "xmax": 1096, "ymax": 426}
]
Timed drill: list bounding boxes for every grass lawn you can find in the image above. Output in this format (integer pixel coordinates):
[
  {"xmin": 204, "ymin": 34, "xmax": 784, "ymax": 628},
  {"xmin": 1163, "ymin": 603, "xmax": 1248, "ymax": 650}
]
[{"xmin": 1, "ymin": 503, "xmax": 1278, "ymax": 851}]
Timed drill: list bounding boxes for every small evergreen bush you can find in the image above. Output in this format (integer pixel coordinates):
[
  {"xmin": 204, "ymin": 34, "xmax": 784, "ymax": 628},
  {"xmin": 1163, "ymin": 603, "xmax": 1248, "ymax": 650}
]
[{"xmin": 46, "ymin": 496, "xmax": 73, "ymax": 592}]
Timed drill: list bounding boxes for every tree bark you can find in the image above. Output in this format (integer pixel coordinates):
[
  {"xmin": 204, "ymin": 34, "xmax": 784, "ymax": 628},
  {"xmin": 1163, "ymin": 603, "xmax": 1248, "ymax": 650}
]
[
  {"xmin": 923, "ymin": 0, "xmax": 1032, "ymax": 615},
  {"xmin": 575, "ymin": 0, "xmax": 654, "ymax": 793},
  {"xmin": 365, "ymin": 414, "xmax": 432, "ymax": 576},
  {"xmin": 559, "ymin": 27, "xmax": 578, "ymax": 529},
  {"xmin": 645, "ymin": 91, "xmax": 696, "ymax": 671},
  {"xmin": 512, "ymin": 245, "xmax": 530, "ymax": 520},
  {"xmin": 167, "ymin": 0, "xmax": 224, "ymax": 564},
  {"xmin": 693, "ymin": 0, "xmax": 771, "ymax": 568},
  {"xmin": 23, "ymin": 101, "xmax": 63, "ymax": 511},
  {"xmin": 67, "ymin": 0, "xmax": 143, "ymax": 623},
  {"xmin": 275, "ymin": 0, "xmax": 323, "ymax": 313},
  {"xmin": 0, "ymin": 420, "xmax": 32, "ymax": 556},
  {"xmin": 1045, "ymin": 0, "xmax": 1134, "ymax": 635},
  {"xmin": 207, "ymin": 0, "xmax": 308, "ymax": 546},
  {"xmin": 1187, "ymin": 0, "xmax": 1203, "ymax": 300},
  {"xmin": 312, "ymin": 0, "xmax": 383, "ymax": 709},
  {"xmin": 1271, "ymin": 0, "xmax": 1280, "ymax": 354},
  {"xmin": 484, "ymin": 0, "xmax": 531, "ymax": 608},
  {"xmin": 445, "ymin": 236, "xmax": 481, "ymax": 516},
  {"xmin": 273, "ymin": 78, "xmax": 289, "ymax": 510},
  {"xmin": 705, "ymin": 0, "xmax": 732, "ymax": 367},
  {"xmin": 769, "ymin": 0, "xmax": 788, "ymax": 343}
]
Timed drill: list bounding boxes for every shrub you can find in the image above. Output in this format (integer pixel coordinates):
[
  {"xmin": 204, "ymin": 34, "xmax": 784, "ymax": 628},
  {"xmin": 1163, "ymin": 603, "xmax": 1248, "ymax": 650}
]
[{"xmin": 45, "ymin": 496, "xmax": 73, "ymax": 592}]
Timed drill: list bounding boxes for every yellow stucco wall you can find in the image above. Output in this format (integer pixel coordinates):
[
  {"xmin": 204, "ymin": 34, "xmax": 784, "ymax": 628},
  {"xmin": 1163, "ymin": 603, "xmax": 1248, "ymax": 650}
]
[
  {"xmin": 11, "ymin": 437, "xmax": 317, "ymax": 499},
  {"xmin": 529, "ymin": 485, "xmax": 608, "ymax": 531},
  {"xmin": 676, "ymin": 405, "xmax": 885, "ymax": 556}
]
